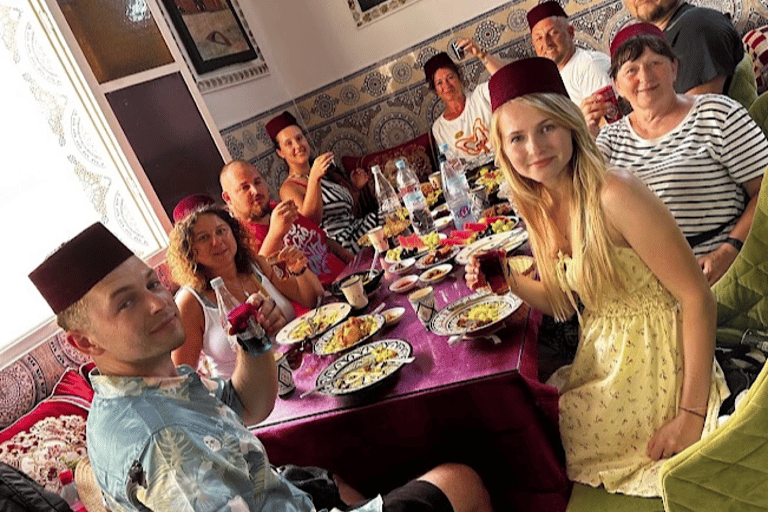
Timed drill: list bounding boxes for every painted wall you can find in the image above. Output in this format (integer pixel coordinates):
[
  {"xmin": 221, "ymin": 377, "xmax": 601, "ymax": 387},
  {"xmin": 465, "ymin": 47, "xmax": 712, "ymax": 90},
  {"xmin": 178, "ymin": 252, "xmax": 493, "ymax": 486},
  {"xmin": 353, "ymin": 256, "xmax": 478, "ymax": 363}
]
[{"xmin": 203, "ymin": 0, "xmax": 510, "ymax": 129}]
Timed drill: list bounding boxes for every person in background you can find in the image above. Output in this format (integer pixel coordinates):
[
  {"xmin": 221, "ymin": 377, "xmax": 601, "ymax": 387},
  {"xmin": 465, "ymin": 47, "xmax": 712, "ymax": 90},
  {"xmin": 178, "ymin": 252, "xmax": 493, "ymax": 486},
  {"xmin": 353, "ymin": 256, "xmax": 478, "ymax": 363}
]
[
  {"xmin": 623, "ymin": 0, "xmax": 743, "ymax": 95},
  {"xmin": 267, "ymin": 112, "xmax": 378, "ymax": 253},
  {"xmin": 425, "ymin": 39, "xmax": 504, "ymax": 162},
  {"xmin": 466, "ymin": 57, "xmax": 727, "ymax": 497},
  {"xmin": 527, "ymin": 1, "xmax": 612, "ymax": 106},
  {"xmin": 167, "ymin": 203, "xmax": 323, "ymax": 377},
  {"xmin": 30, "ymin": 222, "xmax": 494, "ymax": 512},
  {"xmin": 220, "ymin": 159, "xmax": 351, "ymax": 286},
  {"xmin": 595, "ymin": 23, "xmax": 767, "ymax": 284}
]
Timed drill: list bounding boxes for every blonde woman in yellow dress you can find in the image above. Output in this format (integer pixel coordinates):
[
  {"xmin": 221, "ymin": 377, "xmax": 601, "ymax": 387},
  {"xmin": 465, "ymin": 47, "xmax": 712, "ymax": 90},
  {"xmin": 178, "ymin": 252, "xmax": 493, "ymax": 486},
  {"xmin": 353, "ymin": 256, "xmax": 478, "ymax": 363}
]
[{"xmin": 465, "ymin": 57, "xmax": 727, "ymax": 497}]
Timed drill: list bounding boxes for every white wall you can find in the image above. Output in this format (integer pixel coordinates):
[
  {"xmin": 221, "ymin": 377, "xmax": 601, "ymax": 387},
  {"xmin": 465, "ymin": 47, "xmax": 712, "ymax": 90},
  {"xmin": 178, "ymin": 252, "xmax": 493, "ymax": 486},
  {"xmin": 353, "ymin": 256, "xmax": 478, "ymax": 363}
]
[{"xmin": 203, "ymin": 0, "xmax": 510, "ymax": 129}]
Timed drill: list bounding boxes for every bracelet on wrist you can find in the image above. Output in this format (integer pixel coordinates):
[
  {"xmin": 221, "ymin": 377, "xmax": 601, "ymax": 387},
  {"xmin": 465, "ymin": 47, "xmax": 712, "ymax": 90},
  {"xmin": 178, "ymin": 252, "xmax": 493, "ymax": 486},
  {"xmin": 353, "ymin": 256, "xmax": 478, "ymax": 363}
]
[
  {"xmin": 725, "ymin": 237, "xmax": 744, "ymax": 251},
  {"xmin": 289, "ymin": 266, "xmax": 308, "ymax": 277},
  {"xmin": 679, "ymin": 406, "xmax": 706, "ymax": 419}
]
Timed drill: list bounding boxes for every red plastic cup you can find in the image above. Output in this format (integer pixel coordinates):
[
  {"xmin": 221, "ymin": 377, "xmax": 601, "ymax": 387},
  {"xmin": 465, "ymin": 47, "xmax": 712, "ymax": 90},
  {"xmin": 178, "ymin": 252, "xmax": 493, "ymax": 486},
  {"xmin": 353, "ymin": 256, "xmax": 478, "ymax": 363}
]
[
  {"xmin": 476, "ymin": 249, "xmax": 510, "ymax": 294},
  {"xmin": 595, "ymin": 85, "xmax": 622, "ymax": 123}
]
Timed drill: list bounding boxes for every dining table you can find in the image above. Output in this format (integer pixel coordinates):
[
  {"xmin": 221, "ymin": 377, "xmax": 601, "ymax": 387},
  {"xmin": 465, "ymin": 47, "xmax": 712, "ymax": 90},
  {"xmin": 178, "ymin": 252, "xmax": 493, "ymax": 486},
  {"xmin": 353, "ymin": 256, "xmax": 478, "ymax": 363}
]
[{"xmin": 251, "ymin": 239, "xmax": 571, "ymax": 511}]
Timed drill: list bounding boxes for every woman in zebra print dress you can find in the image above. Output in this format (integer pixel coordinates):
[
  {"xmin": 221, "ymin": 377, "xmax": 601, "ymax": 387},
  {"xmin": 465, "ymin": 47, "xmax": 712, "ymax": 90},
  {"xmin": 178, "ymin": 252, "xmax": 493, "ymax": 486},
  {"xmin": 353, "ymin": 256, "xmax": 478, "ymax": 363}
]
[{"xmin": 266, "ymin": 111, "xmax": 378, "ymax": 253}]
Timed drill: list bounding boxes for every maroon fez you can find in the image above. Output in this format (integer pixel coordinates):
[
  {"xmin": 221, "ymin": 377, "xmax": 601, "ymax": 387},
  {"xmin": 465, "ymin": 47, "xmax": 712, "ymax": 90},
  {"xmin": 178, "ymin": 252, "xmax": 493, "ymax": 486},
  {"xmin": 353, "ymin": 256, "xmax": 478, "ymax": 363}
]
[
  {"xmin": 265, "ymin": 111, "xmax": 298, "ymax": 141},
  {"xmin": 610, "ymin": 22, "xmax": 665, "ymax": 57},
  {"xmin": 173, "ymin": 193, "xmax": 215, "ymax": 223},
  {"xmin": 423, "ymin": 52, "xmax": 458, "ymax": 85},
  {"xmin": 29, "ymin": 223, "xmax": 134, "ymax": 314},
  {"xmin": 527, "ymin": 1, "xmax": 567, "ymax": 31},
  {"xmin": 489, "ymin": 57, "xmax": 569, "ymax": 112}
]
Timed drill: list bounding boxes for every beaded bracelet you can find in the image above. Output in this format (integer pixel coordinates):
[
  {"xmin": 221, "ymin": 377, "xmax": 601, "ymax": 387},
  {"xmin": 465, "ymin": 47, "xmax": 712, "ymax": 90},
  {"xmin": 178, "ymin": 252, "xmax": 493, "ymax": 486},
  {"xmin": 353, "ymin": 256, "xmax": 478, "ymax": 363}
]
[
  {"xmin": 289, "ymin": 266, "xmax": 308, "ymax": 277},
  {"xmin": 679, "ymin": 406, "xmax": 706, "ymax": 419}
]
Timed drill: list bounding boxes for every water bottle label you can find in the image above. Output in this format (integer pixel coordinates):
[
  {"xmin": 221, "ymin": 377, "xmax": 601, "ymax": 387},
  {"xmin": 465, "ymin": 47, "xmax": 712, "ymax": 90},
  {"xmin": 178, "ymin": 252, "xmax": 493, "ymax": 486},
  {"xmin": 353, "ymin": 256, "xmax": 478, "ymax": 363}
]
[{"xmin": 402, "ymin": 191, "xmax": 426, "ymax": 210}]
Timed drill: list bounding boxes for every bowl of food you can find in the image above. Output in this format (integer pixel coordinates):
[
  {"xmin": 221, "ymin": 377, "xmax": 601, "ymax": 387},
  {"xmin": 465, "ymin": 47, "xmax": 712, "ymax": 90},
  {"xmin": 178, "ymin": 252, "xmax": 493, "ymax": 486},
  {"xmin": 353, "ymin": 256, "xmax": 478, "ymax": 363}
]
[
  {"xmin": 416, "ymin": 245, "xmax": 459, "ymax": 270},
  {"xmin": 388, "ymin": 257, "xmax": 416, "ymax": 275},
  {"xmin": 382, "ymin": 307, "xmax": 405, "ymax": 327},
  {"xmin": 419, "ymin": 263, "xmax": 452, "ymax": 285},
  {"xmin": 330, "ymin": 269, "xmax": 384, "ymax": 299},
  {"xmin": 389, "ymin": 275, "xmax": 418, "ymax": 294}
]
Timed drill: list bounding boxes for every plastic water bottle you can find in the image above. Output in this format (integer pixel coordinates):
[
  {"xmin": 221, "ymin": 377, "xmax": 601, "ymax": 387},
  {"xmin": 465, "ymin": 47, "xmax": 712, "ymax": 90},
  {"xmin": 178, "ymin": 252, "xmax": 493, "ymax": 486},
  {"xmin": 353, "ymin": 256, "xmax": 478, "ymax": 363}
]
[
  {"xmin": 211, "ymin": 277, "xmax": 272, "ymax": 356},
  {"xmin": 372, "ymin": 165, "xmax": 402, "ymax": 225},
  {"xmin": 59, "ymin": 469, "xmax": 88, "ymax": 511},
  {"xmin": 438, "ymin": 144, "xmax": 478, "ymax": 230},
  {"xmin": 395, "ymin": 158, "xmax": 435, "ymax": 237}
]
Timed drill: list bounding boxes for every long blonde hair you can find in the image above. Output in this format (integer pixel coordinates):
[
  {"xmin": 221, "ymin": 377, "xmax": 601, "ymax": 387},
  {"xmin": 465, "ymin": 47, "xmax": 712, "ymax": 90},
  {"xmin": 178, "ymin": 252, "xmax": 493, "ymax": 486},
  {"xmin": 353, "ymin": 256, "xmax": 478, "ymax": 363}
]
[{"xmin": 490, "ymin": 93, "xmax": 625, "ymax": 320}]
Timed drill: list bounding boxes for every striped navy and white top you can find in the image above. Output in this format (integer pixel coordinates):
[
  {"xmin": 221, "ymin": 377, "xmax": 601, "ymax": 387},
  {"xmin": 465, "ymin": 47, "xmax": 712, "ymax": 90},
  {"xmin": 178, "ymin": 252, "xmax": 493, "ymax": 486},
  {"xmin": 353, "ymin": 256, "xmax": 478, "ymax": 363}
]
[
  {"xmin": 320, "ymin": 178, "xmax": 378, "ymax": 253},
  {"xmin": 597, "ymin": 94, "xmax": 768, "ymax": 256}
]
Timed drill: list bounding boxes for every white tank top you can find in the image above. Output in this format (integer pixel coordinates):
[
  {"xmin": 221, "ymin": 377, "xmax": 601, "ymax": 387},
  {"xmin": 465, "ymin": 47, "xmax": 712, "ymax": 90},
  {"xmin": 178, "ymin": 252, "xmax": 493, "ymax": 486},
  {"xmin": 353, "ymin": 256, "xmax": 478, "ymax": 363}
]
[{"xmin": 181, "ymin": 264, "xmax": 295, "ymax": 378}]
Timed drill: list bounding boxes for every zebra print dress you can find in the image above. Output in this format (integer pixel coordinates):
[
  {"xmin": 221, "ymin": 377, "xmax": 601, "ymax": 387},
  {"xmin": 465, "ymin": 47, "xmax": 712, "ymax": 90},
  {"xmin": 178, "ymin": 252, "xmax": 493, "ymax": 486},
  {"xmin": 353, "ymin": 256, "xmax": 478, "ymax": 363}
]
[{"xmin": 320, "ymin": 178, "xmax": 378, "ymax": 253}]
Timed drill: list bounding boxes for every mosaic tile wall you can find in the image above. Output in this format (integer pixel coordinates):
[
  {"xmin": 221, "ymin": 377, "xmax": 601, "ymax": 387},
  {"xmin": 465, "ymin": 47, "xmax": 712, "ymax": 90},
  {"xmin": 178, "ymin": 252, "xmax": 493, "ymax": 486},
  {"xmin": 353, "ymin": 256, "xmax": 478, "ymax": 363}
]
[{"xmin": 221, "ymin": 0, "xmax": 768, "ymax": 200}]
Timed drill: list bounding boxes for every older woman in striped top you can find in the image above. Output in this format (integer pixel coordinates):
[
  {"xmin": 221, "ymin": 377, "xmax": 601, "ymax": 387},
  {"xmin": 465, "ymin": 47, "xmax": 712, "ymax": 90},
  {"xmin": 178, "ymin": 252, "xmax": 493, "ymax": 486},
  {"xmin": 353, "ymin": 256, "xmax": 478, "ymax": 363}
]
[
  {"xmin": 266, "ymin": 112, "xmax": 378, "ymax": 254},
  {"xmin": 589, "ymin": 23, "xmax": 768, "ymax": 284}
]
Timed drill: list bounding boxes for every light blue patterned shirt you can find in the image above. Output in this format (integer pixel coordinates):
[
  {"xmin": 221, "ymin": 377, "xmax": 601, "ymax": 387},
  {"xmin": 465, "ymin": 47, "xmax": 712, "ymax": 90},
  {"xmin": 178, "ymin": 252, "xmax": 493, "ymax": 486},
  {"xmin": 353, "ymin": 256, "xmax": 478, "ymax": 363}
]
[{"xmin": 87, "ymin": 366, "xmax": 381, "ymax": 512}]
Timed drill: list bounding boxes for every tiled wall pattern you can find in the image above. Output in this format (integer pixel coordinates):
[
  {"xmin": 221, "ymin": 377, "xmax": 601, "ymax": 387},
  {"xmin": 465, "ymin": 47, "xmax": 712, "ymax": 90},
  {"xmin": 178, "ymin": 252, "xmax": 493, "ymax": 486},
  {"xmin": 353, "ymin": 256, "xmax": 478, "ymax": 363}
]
[{"xmin": 221, "ymin": 0, "xmax": 768, "ymax": 200}]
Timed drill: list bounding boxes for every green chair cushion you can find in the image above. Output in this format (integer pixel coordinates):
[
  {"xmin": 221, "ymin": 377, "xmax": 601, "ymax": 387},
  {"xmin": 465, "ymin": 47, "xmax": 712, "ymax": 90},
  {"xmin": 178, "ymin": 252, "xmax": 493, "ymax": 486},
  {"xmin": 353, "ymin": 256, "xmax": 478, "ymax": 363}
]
[
  {"xmin": 660, "ymin": 360, "xmax": 768, "ymax": 511},
  {"xmin": 728, "ymin": 52, "xmax": 758, "ymax": 111},
  {"xmin": 566, "ymin": 483, "xmax": 664, "ymax": 511}
]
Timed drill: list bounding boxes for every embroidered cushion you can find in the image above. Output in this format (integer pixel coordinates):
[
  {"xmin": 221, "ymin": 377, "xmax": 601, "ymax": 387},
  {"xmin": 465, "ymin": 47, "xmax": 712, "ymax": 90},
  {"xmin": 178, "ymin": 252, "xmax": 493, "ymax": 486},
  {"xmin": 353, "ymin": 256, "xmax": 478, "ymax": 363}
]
[
  {"xmin": 341, "ymin": 132, "xmax": 437, "ymax": 186},
  {"xmin": 743, "ymin": 26, "xmax": 768, "ymax": 95},
  {"xmin": 0, "ymin": 364, "xmax": 94, "ymax": 492}
]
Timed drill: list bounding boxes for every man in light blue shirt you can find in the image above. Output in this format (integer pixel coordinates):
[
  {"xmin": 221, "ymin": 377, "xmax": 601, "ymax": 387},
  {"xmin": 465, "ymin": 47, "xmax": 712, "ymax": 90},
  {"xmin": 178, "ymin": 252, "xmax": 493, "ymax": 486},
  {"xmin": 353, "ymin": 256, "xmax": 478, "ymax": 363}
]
[{"xmin": 29, "ymin": 222, "xmax": 492, "ymax": 512}]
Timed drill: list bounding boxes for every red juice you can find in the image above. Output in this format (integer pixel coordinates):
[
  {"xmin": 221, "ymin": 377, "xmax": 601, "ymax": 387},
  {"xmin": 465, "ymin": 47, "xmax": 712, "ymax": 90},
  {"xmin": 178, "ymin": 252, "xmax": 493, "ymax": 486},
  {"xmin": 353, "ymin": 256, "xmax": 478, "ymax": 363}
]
[{"xmin": 476, "ymin": 250, "xmax": 509, "ymax": 294}]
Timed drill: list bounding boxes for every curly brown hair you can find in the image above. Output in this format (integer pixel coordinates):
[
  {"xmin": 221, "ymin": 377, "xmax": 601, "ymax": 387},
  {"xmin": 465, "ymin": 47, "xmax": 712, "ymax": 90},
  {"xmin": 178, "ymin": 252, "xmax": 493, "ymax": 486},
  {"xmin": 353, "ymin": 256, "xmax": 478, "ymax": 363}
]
[{"xmin": 167, "ymin": 205, "xmax": 256, "ymax": 292}]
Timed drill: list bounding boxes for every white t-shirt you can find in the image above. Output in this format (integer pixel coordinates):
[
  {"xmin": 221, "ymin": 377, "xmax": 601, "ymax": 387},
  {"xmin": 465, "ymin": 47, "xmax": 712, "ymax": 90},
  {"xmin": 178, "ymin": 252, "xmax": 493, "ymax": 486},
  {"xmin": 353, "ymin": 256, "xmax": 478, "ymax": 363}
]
[
  {"xmin": 559, "ymin": 47, "xmax": 612, "ymax": 105},
  {"xmin": 432, "ymin": 81, "xmax": 493, "ymax": 161},
  {"xmin": 597, "ymin": 94, "xmax": 768, "ymax": 255}
]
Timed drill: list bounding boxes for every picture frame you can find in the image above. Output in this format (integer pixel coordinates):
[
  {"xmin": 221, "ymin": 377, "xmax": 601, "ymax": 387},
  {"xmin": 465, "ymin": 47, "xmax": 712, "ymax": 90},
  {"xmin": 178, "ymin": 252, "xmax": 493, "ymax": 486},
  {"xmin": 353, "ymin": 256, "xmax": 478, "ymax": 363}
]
[
  {"xmin": 347, "ymin": 0, "xmax": 424, "ymax": 29},
  {"xmin": 161, "ymin": 0, "xmax": 258, "ymax": 74}
]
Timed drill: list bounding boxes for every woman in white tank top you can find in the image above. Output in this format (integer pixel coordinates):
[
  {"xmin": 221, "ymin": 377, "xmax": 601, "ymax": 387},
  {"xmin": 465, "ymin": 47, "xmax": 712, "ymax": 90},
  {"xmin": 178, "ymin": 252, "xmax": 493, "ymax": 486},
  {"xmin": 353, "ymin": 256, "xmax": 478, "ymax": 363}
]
[{"xmin": 167, "ymin": 205, "xmax": 323, "ymax": 378}]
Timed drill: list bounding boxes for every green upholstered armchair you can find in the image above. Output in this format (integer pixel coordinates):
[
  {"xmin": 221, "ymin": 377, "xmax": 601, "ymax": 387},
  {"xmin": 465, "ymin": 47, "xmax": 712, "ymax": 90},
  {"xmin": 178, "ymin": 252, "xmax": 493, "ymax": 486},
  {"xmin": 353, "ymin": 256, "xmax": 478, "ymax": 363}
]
[{"xmin": 729, "ymin": 52, "xmax": 758, "ymax": 111}]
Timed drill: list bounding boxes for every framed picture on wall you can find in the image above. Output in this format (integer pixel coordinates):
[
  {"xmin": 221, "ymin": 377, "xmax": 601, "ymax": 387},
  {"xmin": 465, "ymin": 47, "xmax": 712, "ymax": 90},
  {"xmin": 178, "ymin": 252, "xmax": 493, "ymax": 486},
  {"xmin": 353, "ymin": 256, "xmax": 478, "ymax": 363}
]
[
  {"xmin": 348, "ymin": 0, "xmax": 424, "ymax": 28},
  {"xmin": 161, "ymin": 0, "xmax": 258, "ymax": 74}
]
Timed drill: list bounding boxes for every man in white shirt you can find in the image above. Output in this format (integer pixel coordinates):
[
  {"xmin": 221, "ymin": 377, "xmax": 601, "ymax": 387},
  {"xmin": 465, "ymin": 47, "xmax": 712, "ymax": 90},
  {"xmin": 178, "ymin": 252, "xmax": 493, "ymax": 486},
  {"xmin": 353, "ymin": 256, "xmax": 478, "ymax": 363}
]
[{"xmin": 527, "ymin": 1, "xmax": 612, "ymax": 106}]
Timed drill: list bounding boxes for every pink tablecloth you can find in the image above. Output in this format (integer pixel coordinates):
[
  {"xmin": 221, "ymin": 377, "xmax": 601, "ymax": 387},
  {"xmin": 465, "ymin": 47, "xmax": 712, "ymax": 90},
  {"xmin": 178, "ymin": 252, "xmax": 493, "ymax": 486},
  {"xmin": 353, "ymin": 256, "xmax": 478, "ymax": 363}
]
[{"xmin": 253, "ymin": 249, "xmax": 570, "ymax": 511}]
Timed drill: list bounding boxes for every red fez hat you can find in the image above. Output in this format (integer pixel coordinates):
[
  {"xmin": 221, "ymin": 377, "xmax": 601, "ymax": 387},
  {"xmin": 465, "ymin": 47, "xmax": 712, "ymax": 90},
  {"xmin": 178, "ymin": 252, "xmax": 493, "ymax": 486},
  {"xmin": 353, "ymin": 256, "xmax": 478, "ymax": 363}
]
[
  {"xmin": 29, "ymin": 223, "xmax": 134, "ymax": 314},
  {"xmin": 173, "ymin": 193, "xmax": 215, "ymax": 223},
  {"xmin": 265, "ymin": 111, "xmax": 298, "ymax": 141},
  {"xmin": 527, "ymin": 1, "xmax": 567, "ymax": 31},
  {"xmin": 489, "ymin": 57, "xmax": 569, "ymax": 112},
  {"xmin": 610, "ymin": 22, "xmax": 665, "ymax": 57},
  {"xmin": 423, "ymin": 52, "xmax": 459, "ymax": 86}
]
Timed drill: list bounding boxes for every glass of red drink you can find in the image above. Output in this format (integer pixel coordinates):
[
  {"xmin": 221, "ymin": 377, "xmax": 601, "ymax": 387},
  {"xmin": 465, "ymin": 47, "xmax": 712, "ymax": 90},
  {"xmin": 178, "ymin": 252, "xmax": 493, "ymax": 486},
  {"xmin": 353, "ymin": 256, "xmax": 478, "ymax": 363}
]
[{"xmin": 476, "ymin": 249, "xmax": 510, "ymax": 294}]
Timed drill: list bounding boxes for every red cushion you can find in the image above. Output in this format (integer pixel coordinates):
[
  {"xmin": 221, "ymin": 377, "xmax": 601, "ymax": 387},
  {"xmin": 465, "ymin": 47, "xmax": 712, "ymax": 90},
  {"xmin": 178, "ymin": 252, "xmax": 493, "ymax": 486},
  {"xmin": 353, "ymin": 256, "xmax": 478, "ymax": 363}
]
[
  {"xmin": 744, "ymin": 26, "xmax": 768, "ymax": 94},
  {"xmin": 0, "ymin": 364, "xmax": 94, "ymax": 491},
  {"xmin": 342, "ymin": 133, "xmax": 437, "ymax": 186}
]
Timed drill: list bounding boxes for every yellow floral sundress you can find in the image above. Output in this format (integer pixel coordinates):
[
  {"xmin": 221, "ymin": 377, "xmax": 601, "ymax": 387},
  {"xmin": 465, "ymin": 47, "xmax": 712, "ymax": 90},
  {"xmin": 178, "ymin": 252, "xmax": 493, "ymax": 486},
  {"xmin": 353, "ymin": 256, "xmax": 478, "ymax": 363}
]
[{"xmin": 549, "ymin": 247, "xmax": 728, "ymax": 497}]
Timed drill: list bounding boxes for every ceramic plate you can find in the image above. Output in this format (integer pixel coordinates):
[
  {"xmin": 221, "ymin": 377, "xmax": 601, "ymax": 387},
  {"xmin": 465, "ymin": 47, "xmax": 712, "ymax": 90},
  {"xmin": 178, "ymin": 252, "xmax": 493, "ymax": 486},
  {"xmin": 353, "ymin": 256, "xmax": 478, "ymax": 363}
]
[
  {"xmin": 389, "ymin": 275, "xmax": 418, "ymax": 294},
  {"xmin": 388, "ymin": 257, "xmax": 416, "ymax": 275},
  {"xmin": 382, "ymin": 307, "xmax": 405, "ymax": 326},
  {"xmin": 419, "ymin": 264, "xmax": 453, "ymax": 284},
  {"xmin": 434, "ymin": 216, "xmax": 453, "ymax": 231},
  {"xmin": 455, "ymin": 228, "xmax": 529, "ymax": 266},
  {"xmin": 276, "ymin": 302, "xmax": 351, "ymax": 345},
  {"xmin": 314, "ymin": 314, "xmax": 385, "ymax": 355},
  {"xmin": 431, "ymin": 204, "xmax": 449, "ymax": 219},
  {"xmin": 315, "ymin": 339, "xmax": 413, "ymax": 395},
  {"xmin": 430, "ymin": 291, "xmax": 523, "ymax": 336},
  {"xmin": 415, "ymin": 246, "xmax": 460, "ymax": 270},
  {"xmin": 384, "ymin": 247, "xmax": 428, "ymax": 265}
]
